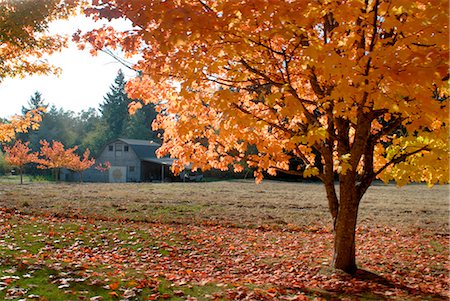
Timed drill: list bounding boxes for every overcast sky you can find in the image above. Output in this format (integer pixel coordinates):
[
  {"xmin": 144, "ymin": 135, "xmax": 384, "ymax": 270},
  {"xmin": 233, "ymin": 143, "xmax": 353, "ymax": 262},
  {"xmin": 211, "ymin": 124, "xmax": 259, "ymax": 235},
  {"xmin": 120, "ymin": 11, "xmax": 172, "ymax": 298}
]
[{"xmin": 0, "ymin": 15, "xmax": 137, "ymax": 118}]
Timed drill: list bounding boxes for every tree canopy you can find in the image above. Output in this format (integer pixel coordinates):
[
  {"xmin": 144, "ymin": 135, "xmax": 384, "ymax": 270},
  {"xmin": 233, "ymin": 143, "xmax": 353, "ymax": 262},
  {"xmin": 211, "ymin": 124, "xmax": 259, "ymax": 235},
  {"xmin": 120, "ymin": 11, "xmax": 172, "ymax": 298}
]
[
  {"xmin": 81, "ymin": 0, "xmax": 449, "ymax": 273},
  {"xmin": 0, "ymin": 0, "xmax": 79, "ymax": 81},
  {"xmin": 0, "ymin": 0, "xmax": 79, "ymax": 142},
  {"xmin": 82, "ymin": 0, "xmax": 448, "ymax": 184}
]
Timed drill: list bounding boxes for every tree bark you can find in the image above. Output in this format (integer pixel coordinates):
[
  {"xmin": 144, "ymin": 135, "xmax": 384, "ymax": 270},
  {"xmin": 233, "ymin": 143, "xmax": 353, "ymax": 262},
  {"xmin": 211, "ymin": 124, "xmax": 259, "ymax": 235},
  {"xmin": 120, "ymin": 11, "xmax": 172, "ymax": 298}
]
[
  {"xmin": 19, "ymin": 167, "xmax": 23, "ymax": 185},
  {"xmin": 332, "ymin": 180, "xmax": 360, "ymax": 273}
]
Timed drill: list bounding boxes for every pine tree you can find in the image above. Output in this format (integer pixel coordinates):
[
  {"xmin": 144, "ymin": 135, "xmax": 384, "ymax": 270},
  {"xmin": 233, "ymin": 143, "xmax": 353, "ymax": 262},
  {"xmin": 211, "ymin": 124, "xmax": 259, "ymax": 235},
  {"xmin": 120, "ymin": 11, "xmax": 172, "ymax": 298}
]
[
  {"xmin": 99, "ymin": 69, "xmax": 130, "ymax": 141},
  {"xmin": 100, "ymin": 69, "xmax": 159, "ymax": 142},
  {"xmin": 17, "ymin": 91, "xmax": 48, "ymax": 143},
  {"xmin": 21, "ymin": 91, "xmax": 48, "ymax": 115}
]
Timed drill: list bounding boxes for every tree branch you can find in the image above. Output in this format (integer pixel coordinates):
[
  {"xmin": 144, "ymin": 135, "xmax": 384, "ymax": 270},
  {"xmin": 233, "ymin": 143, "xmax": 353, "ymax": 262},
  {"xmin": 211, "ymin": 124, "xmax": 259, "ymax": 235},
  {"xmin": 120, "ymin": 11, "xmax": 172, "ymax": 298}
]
[
  {"xmin": 374, "ymin": 145, "xmax": 429, "ymax": 179},
  {"xmin": 246, "ymin": 37, "xmax": 285, "ymax": 56},
  {"xmin": 239, "ymin": 58, "xmax": 284, "ymax": 87},
  {"xmin": 231, "ymin": 103, "xmax": 295, "ymax": 136},
  {"xmin": 369, "ymin": 0, "xmax": 379, "ymax": 52},
  {"xmin": 197, "ymin": 0, "xmax": 214, "ymax": 12}
]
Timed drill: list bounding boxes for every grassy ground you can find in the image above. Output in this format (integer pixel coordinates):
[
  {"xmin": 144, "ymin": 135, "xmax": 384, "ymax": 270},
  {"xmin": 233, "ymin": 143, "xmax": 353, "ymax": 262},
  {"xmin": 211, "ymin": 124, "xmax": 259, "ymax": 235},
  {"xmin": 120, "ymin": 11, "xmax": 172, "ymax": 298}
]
[
  {"xmin": 0, "ymin": 180, "xmax": 447, "ymax": 230},
  {"xmin": 0, "ymin": 181, "xmax": 448, "ymax": 300}
]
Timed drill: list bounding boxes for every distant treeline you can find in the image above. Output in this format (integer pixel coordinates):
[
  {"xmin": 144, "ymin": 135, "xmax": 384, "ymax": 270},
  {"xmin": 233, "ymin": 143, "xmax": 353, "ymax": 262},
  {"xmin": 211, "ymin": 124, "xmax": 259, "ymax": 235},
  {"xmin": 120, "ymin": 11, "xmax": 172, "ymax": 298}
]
[{"xmin": 1, "ymin": 69, "xmax": 159, "ymax": 175}]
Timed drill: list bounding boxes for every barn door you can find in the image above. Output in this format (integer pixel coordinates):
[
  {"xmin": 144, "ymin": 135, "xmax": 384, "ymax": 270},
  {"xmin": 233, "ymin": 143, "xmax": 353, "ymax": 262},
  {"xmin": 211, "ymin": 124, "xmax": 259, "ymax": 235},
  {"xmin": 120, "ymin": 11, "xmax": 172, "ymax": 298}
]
[{"xmin": 109, "ymin": 166, "xmax": 127, "ymax": 183}]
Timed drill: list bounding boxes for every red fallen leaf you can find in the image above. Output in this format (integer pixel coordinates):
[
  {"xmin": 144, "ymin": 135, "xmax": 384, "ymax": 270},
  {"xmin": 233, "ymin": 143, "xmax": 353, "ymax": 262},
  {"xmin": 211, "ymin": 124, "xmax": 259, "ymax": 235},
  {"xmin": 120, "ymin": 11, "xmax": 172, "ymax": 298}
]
[
  {"xmin": 109, "ymin": 281, "xmax": 119, "ymax": 290},
  {"xmin": 160, "ymin": 293, "xmax": 171, "ymax": 299},
  {"xmin": 108, "ymin": 291, "xmax": 119, "ymax": 298},
  {"xmin": 267, "ymin": 287, "xmax": 278, "ymax": 293},
  {"xmin": 126, "ymin": 280, "xmax": 138, "ymax": 288},
  {"xmin": 147, "ymin": 293, "xmax": 159, "ymax": 300}
]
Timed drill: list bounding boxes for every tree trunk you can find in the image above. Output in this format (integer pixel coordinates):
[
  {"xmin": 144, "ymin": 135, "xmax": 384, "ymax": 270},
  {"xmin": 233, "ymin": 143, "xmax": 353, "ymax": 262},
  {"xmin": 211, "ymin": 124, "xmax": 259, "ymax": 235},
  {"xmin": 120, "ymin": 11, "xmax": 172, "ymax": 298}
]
[
  {"xmin": 54, "ymin": 168, "xmax": 60, "ymax": 182},
  {"xmin": 333, "ymin": 202, "xmax": 358, "ymax": 273},
  {"xmin": 332, "ymin": 180, "xmax": 360, "ymax": 273},
  {"xmin": 19, "ymin": 167, "xmax": 23, "ymax": 185}
]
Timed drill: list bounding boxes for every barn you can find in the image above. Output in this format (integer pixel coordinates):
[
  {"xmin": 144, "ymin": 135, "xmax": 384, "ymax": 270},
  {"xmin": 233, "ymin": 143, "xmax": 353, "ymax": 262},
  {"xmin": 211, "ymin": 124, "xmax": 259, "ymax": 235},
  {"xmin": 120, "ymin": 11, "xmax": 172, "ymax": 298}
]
[{"xmin": 61, "ymin": 138, "xmax": 175, "ymax": 182}]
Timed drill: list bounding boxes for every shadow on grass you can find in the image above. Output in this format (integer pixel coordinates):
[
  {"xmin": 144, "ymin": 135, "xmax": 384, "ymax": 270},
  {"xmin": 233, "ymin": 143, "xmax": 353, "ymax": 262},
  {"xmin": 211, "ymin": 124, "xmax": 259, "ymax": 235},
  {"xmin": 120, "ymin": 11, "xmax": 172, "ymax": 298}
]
[
  {"xmin": 297, "ymin": 269, "xmax": 448, "ymax": 301},
  {"xmin": 354, "ymin": 269, "xmax": 446, "ymax": 300}
]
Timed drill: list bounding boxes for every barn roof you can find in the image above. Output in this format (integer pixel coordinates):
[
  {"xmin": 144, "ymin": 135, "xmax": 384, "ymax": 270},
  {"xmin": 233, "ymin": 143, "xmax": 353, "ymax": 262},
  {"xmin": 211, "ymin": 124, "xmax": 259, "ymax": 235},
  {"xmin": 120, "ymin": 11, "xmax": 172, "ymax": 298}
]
[
  {"xmin": 99, "ymin": 138, "xmax": 175, "ymax": 166},
  {"xmin": 115, "ymin": 138, "xmax": 160, "ymax": 159},
  {"xmin": 141, "ymin": 157, "xmax": 176, "ymax": 166},
  {"xmin": 114, "ymin": 138, "xmax": 175, "ymax": 165},
  {"xmin": 117, "ymin": 138, "xmax": 161, "ymax": 147}
]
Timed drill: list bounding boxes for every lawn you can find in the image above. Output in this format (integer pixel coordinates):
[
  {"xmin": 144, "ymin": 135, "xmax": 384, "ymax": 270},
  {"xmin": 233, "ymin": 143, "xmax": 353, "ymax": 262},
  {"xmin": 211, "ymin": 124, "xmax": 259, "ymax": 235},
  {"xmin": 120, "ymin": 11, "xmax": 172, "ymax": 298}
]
[{"xmin": 0, "ymin": 181, "xmax": 448, "ymax": 300}]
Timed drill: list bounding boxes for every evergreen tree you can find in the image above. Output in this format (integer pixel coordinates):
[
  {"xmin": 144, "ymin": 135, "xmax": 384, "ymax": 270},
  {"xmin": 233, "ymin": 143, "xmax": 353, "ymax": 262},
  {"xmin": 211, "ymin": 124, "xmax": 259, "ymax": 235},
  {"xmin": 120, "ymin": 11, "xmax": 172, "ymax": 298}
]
[
  {"xmin": 99, "ymin": 69, "xmax": 130, "ymax": 141},
  {"xmin": 17, "ymin": 91, "xmax": 48, "ymax": 142},
  {"xmin": 99, "ymin": 69, "xmax": 159, "ymax": 142},
  {"xmin": 123, "ymin": 110, "xmax": 153, "ymax": 140},
  {"xmin": 21, "ymin": 91, "xmax": 48, "ymax": 115}
]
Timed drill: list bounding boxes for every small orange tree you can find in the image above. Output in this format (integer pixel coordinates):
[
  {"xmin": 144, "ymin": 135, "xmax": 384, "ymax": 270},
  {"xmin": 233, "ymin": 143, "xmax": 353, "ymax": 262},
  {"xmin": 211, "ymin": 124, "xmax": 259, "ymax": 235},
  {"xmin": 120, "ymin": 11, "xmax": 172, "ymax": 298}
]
[
  {"xmin": 3, "ymin": 140, "xmax": 38, "ymax": 184},
  {"xmin": 66, "ymin": 149, "xmax": 95, "ymax": 182},
  {"xmin": 0, "ymin": 109, "xmax": 44, "ymax": 143},
  {"xmin": 81, "ymin": 0, "xmax": 449, "ymax": 273},
  {"xmin": 37, "ymin": 140, "xmax": 78, "ymax": 181}
]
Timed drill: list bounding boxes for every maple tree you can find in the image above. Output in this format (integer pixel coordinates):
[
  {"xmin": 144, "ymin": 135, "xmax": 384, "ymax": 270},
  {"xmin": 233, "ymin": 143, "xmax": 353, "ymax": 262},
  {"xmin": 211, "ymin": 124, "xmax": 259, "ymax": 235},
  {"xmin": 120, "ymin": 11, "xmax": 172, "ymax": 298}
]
[
  {"xmin": 80, "ymin": 0, "xmax": 449, "ymax": 273},
  {"xmin": 0, "ymin": 0, "xmax": 79, "ymax": 143},
  {"xmin": 66, "ymin": 148, "xmax": 95, "ymax": 182},
  {"xmin": 0, "ymin": 109, "xmax": 44, "ymax": 143},
  {"xmin": 0, "ymin": 0, "xmax": 79, "ymax": 81},
  {"xmin": 37, "ymin": 140, "xmax": 79, "ymax": 181},
  {"xmin": 3, "ymin": 140, "xmax": 38, "ymax": 184}
]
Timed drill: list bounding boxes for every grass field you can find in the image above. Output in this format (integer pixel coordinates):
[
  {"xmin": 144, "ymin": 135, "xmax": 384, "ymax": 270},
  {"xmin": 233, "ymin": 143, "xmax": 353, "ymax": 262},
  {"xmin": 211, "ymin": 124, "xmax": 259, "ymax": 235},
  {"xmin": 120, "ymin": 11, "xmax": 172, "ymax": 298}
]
[{"xmin": 0, "ymin": 181, "xmax": 448, "ymax": 300}]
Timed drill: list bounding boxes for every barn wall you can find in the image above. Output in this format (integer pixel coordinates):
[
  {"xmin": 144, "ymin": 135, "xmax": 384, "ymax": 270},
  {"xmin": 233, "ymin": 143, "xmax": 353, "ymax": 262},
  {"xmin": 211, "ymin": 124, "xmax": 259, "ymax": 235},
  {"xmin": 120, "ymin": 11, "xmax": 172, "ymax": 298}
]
[
  {"xmin": 94, "ymin": 141, "xmax": 142, "ymax": 182},
  {"xmin": 60, "ymin": 168, "xmax": 108, "ymax": 182},
  {"xmin": 60, "ymin": 140, "xmax": 168, "ymax": 183}
]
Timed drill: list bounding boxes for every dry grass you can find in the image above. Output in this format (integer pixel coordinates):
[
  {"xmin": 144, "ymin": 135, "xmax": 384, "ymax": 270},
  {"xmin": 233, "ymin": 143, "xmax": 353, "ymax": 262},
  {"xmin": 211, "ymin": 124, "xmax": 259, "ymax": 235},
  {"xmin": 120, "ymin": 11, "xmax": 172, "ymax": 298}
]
[{"xmin": 0, "ymin": 180, "xmax": 447, "ymax": 232}]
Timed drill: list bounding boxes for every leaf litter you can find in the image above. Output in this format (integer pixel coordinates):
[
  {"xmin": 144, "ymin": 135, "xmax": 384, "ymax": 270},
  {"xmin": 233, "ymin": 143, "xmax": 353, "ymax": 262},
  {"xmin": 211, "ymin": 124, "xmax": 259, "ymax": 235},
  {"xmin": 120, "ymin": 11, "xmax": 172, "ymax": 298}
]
[{"xmin": 0, "ymin": 207, "xmax": 448, "ymax": 300}]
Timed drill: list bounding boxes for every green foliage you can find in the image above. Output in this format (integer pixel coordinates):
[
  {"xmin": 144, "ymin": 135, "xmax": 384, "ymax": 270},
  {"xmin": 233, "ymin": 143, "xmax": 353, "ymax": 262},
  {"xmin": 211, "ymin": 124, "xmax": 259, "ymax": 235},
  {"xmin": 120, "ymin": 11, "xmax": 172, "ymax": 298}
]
[
  {"xmin": 100, "ymin": 69, "xmax": 130, "ymax": 141},
  {"xmin": 28, "ymin": 174, "xmax": 53, "ymax": 182},
  {"xmin": 100, "ymin": 69, "xmax": 159, "ymax": 143},
  {"xmin": 21, "ymin": 91, "xmax": 48, "ymax": 115},
  {"xmin": 0, "ymin": 151, "xmax": 11, "ymax": 175},
  {"xmin": 19, "ymin": 103, "xmax": 103, "ymax": 154}
]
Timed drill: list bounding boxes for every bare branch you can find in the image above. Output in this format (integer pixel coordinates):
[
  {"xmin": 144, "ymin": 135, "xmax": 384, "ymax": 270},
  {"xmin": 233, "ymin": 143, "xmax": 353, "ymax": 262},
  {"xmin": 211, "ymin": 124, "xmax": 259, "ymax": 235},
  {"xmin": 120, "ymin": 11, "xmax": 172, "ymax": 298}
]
[{"xmin": 197, "ymin": 0, "xmax": 214, "ymax": 12}]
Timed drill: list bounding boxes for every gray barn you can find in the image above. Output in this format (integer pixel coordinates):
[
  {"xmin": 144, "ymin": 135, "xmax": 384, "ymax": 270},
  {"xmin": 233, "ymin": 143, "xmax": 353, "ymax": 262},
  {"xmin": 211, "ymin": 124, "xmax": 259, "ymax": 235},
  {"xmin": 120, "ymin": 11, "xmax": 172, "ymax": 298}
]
[{"xmin": 61, "ymin": 138, "xmax": 175, "ymax": 182}]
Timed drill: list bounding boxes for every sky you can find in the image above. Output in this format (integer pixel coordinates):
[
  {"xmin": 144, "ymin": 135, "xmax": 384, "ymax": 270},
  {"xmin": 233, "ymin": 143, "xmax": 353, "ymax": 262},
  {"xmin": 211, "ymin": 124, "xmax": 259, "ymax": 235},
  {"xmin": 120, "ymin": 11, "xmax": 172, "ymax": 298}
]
[{"xmin": 0, "ymin": 15, "xmax": 137, "ymax": 118}]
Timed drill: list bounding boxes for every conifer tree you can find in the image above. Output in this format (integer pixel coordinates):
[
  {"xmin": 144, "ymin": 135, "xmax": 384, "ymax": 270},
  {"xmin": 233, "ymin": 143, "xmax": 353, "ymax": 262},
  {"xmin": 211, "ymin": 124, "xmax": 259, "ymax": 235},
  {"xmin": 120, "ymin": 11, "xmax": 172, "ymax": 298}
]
[{"xmin": 99, "ymin": 69, "xmax": 130, "ymax": 141}]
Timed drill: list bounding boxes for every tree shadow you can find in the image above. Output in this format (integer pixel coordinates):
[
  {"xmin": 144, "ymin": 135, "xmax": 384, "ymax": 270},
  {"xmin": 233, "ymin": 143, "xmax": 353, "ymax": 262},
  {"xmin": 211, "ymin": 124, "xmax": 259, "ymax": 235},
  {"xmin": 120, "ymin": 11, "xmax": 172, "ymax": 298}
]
[
  {"xmin": 292, "ymin": 268, "xmax": 448, "ymax": 301},
  {"xmin": 352, "ymin": 269, "xmax": 395, "ymax": 287},
  {"xmin": 351, "ymin": 269, "xmax": 447, "ymax": 300}
]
